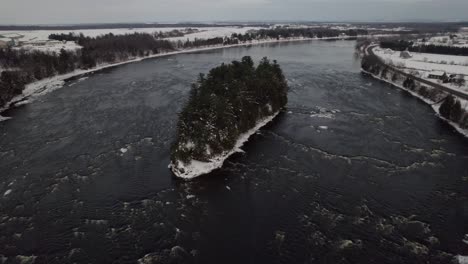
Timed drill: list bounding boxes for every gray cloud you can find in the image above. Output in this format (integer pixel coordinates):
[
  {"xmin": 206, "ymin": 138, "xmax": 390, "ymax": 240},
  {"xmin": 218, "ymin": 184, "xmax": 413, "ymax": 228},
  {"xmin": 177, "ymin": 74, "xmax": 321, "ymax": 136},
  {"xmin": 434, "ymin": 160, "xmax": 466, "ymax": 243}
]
[{"xmin": 1, "ymin": 0, "xmax": 467, "ymax": 24}]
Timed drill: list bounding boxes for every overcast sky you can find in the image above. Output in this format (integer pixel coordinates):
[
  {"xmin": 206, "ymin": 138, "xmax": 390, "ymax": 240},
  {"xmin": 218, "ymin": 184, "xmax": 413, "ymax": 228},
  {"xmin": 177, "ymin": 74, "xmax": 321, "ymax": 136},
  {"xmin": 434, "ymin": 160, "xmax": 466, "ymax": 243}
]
[{"xmin": 1, "ymin": 0, "xmax": 468, "ymax": 24}]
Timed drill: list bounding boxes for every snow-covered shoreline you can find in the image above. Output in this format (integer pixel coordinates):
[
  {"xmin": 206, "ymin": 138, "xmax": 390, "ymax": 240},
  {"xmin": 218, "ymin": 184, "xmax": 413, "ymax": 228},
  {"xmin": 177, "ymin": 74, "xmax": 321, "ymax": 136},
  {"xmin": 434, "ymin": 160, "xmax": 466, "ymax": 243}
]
[
  {"xmin": 170, "ymin": 111, "xmax": 280, "ymax": 180},
  {"xmin": 0, "ymin": 36, "xmax": 355, "ymax": 118},
  {"xmin": 362, "ymin": 69, "xmax": 468, "ymax": 138}
]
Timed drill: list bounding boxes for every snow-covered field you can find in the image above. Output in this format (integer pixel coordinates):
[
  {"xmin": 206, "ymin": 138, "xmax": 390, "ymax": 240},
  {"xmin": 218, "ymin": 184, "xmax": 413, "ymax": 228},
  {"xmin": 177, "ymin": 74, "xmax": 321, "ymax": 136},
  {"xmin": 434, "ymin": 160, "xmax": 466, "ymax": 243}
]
[
  {"xmin": 0, "ymin": 26, "xmax": 264, "ymax": 54},
  {"xmin": 415, "ymin": 35, "xmax": 468, "ymax": 48},
  {"xmin": 13, "ymin": 41, "xmax": 82, "ymax": 54},
  {"xmin": 375, "ymin": 47, "xmax": 468, "ymax": 92},
  {"xmin": 374, "ymin": 47, "xmax": 468, "ymax": 76},
  {"xmin": 0, "ymin": 26, "xmax": 264, "ymax": 42}
]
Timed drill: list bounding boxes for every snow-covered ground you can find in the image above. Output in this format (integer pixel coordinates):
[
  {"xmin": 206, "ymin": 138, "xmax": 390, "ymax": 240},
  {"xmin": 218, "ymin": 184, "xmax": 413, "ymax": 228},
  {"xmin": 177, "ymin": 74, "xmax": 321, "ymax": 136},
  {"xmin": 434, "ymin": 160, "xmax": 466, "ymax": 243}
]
[
  {"xmin": 373, "ymin": 47, "xmax": 468, "ymax": 85},
  {"xmin": 0, "ymin": 26, "xmax": 263, "ymax": 54},
  {"xmin": 458, "ymin": 255, "xmax": 468, "ymax": 264},
  {"xmin": 415, "ymin": 35, "xmax": 468, "ymax": 48},
  {"xmin": 13, "ymin": 41, "xmax": 82, "ymax": 54},
  {"xmin": 0, "ymin": 26, "xmax": 264, "ymax": 42},
  {"xmin": 167, "ymin": 27, "xmax": 262, "ymax": 41},
  {"xmin": 374, "ymin": 47, "xmax": 468, "ymax": 92}
]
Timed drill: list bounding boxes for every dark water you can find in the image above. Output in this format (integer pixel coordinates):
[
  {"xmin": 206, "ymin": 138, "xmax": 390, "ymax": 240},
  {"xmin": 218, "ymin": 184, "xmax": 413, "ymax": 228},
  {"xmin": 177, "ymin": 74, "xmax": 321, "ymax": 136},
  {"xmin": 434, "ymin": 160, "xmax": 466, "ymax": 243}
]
[{"xmin": 1, "ymin": 41, "xmax": 468, "ymax": 264}]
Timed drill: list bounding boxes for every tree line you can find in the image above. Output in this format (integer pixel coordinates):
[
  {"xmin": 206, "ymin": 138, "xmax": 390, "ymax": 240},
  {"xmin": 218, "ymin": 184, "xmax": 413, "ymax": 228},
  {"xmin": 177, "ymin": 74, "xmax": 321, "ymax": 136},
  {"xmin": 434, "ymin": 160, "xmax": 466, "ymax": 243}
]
[
  {"xmin": 380, "ymin": 39, "xmax": 468, "ymax": 56},
  {"xmin": 1, "ymin": 27, "xmax": 364, "ymax": 109},
  {"xmin": 231, "ymin": 27, "xmax": 368, "ymax": 42}
]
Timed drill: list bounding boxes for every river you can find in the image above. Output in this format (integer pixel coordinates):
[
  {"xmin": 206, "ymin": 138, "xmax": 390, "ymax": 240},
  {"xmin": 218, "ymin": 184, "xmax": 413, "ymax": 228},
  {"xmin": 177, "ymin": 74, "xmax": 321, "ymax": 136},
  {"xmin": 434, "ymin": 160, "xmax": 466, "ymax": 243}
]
[{"xmin": 0, "ymin": 40, "xmax": 467, "ymax": 264}]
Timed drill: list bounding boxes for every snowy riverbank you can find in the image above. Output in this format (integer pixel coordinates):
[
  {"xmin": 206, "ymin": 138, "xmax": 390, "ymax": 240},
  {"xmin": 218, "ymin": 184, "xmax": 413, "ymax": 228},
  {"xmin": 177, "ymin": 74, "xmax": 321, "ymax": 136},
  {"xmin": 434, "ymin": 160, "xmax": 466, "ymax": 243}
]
[
  {"xmin": 362, "ymin": 69, "xmax": 468, "ymax": 138},
  {"xmin": 170, "ymin": 111, "xmax": 280, "ymax": 180},
  {"xmin": 0, "ymin": 36, "xmax": 354, "ymax": 119}
]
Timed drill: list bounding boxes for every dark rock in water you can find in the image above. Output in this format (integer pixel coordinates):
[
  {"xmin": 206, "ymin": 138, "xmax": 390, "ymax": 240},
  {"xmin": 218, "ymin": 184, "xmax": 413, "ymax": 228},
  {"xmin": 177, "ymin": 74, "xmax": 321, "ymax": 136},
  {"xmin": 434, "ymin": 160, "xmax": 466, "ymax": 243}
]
[
  {"xmin": 170, "ymin": 246, "xmax": 190, "ymax": 260},
  {"xmin": 170, "ymin": 56, "xmax": 289, "ymax": 179}
]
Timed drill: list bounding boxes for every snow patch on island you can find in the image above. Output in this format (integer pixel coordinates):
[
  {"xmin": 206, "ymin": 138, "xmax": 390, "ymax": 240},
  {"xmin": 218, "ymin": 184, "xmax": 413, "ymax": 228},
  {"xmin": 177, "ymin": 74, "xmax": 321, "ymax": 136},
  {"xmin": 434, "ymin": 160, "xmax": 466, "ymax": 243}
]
[
  {"xmin": 120, "ymin": 148, "xmax": 128, "ymax": 154},
  {"xmin": 170, "ymin": 111, "xmax": 280, "ymax": 179},
  {"xmin": 458, "ymin": 255, "xmax": 468, "ymax": 264},
  {"xmin": 0, "ymin": 115, "xmax": 12, "ymax": 122}
]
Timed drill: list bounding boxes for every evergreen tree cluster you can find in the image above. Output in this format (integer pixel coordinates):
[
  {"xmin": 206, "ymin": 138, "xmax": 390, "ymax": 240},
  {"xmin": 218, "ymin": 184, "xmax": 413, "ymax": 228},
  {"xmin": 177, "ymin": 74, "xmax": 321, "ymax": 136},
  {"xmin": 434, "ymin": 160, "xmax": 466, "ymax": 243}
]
[
  {"xmin": 49, "ymin": 33, "xmax": 174, "ymax": 68},
  {"xmin": 0, "ymin": 71, "xmax": 30, "ymax": 107},
  {"xmin": 439, "ymin": 95, "xmax": 467, "ymax": 127},
  {"xmin": 171, "ymin": 56, "xmax": 288, "ymax": 165},
  {"xmin": 361, "ymin": 55, "xmax": 383, "ymax": 75},
  {"xmin": 174, "ymin": 37, "xmax": 225, "ymax": 49},
  {"xmin": 154, "ymin": 28, "xmax": 199, "ymax": 39},
  {"xmin": 380, "ymin": 40, "xmax": 414, "ymax": 51},
  {"xmin": 230, "ymin": 27, "xmax": 367, "ymax": 41},
  {"xmin": 77, "ymin": 33, "xmax": 174, "ymax": 67},
  {"xmin": 409, "ymin": 44, "xmax": 468, "ymax": 56},
  {"xmin": 0, "ymin": 48, "xmax": 79, "ymax": 106}
]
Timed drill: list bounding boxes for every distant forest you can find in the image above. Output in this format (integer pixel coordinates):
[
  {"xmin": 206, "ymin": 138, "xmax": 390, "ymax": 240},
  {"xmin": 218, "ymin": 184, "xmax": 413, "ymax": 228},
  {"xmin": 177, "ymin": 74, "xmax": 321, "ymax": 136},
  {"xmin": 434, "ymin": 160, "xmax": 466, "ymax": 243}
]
[
  {"xmin": 0, "ymin": 27, "xmax": 364, "ymax": 109},
  {"xmin": 0, "ymin": 23, "xmax": 269, "ymax": 31},
  {"xmin": 0, "ymin": 21, "xmax": 464, "ymax": 32}
]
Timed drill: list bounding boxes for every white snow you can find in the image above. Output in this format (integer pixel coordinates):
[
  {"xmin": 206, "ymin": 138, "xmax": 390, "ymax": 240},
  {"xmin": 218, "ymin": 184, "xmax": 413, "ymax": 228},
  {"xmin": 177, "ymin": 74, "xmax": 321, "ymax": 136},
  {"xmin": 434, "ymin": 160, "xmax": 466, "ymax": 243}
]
[
  {"xmin": 417, "ymin": 35, "xmax": 468, "ymax": 48},
  {"xmin": 85, "ymin": 219, "xmax": 108, "ymax": 225},
  {"xmin": 318, "ymin": 126, "xmax": 329, "ymax": 130},
  {"xmin": 120, "ymin": 148, "xmax": 128, "ymax": 154},
  {"xmin": 0, "ymin": 115, "xmax": 12, "ymax": 122},
  {"xmin": 458, "ymin": 255, "xmax": 468, "ymax": 264},
  {"xmin": 184, "ymin": 141, "xmax": 195, "ymax": 150},
  {"xmin": 0, "ymin": 26, "xmax": 262, "ymax": 55},
  {"xmin": 373, "ymin": 46, "xmax": 468, "ymax": 94},
  {"xmin": 374, "ymin": 47, "xmax": 468, "ymax": 75},
  {"xmin": 0, "ymin": 27, "xmax": 263, "ymax": 42},
  {"xmin": 3, "ymin": 189, "xmax": 12, "ymax": 196},
  {"xmin": 170, "ymin": 111, "xmax": 280, "ymax": 179}
]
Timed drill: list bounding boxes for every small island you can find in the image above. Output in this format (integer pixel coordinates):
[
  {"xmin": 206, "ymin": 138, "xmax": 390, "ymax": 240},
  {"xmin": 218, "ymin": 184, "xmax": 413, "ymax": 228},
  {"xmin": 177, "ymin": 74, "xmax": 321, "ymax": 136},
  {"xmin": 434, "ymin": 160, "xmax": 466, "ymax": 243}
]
[{"xmin": 170, "ymin": 56, "xmax": 288, "ymax": 179}]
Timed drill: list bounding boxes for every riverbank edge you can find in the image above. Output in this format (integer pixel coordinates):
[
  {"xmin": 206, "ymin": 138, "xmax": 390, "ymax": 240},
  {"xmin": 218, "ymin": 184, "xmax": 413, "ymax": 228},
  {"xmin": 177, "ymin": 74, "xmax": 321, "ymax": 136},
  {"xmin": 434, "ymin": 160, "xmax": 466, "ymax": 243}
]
[
  {"xmin": 0, "ymin": 36, "xmax": 357, "ymax": 117},
  {"xmin": 170, "ymin": 111, "xmax": 280, "ymax": 180},
  {"xmin": 361, "ymin": 69, "xmax": 468, "ymax": 138}
]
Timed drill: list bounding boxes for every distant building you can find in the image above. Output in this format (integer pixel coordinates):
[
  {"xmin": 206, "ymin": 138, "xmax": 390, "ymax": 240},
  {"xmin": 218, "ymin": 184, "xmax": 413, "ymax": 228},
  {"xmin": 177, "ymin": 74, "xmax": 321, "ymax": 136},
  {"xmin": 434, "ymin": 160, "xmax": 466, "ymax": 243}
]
[
  {"xmin": 399, "ymin": 50, "xmax": 412, "ymax": 59},
  {"xmin": 427, "ymin": 71, "xmax": 448, "ymax": 81},
  {"xmin": 447, "ymin": 74, "xmax": 464, "ymax": 83}
]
